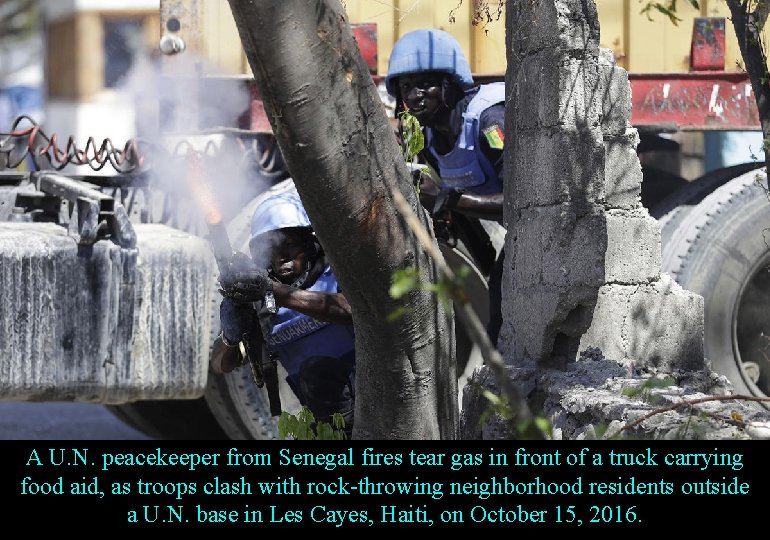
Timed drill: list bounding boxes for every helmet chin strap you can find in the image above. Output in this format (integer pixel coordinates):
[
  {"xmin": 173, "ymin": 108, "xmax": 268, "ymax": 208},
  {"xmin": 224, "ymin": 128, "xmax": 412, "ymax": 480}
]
[
  {"xmin": 290, "ymin": 249, "xmax": 324, "ymax": 289},
  {"xmin": 289, "ymin": 265, "xmax": 311, "ymax": 288},
  {"xmin": 440, "ymin": 75, "xmax": 453, "ymax": 108}
]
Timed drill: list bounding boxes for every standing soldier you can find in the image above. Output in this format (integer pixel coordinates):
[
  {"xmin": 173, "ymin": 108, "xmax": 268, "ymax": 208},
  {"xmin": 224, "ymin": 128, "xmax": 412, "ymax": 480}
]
[{"xmin": 385, "ymin": 28, "xmax": 507, "ymax": 346}]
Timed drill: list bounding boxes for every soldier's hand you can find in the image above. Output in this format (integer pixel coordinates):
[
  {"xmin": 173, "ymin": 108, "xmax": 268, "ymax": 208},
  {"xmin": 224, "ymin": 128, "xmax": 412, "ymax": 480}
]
[
  {"xmin": 219, "ymin": 251, "xmax": 255, "ymax": 289},
  {"xmin": 219, "ymin": 297, "xmax": 257, "ymax": 347},
  {"xmin": 220, "ymin": 268, "xmax": 274, "ymax": 303}
]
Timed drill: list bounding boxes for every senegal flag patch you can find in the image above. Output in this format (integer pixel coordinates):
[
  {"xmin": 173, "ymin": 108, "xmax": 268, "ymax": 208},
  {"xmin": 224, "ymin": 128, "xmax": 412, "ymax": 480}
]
[{"xmin": 482, "ymin": 125, "xmax": 505, "ymax": 149}]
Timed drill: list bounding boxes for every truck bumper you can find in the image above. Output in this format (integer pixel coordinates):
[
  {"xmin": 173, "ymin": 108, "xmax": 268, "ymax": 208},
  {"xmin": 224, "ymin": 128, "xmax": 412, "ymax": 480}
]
[{"xmin": 0, "ymin": 222, "xmax": 217, "ymax": 403}]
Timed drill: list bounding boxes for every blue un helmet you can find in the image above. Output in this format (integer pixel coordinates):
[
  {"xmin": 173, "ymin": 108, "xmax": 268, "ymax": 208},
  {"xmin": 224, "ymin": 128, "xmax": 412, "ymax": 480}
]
[
  {"xmin": 249, "ymin": 179, "xmax": 311, "ymax": 254},
  {"xmin": 385, "ymin": 28, "xmax": 474, "ymax": 97}
]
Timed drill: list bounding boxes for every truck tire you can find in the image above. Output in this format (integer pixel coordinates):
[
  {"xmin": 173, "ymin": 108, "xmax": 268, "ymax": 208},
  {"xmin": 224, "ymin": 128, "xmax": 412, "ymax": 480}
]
[
  {"xmin": 650, "ymin": 162, "xmax": 764, "ymax": 246},
  {"xmin": 661, "ymin": 169, "xmax": 770, "ymax": 404}
]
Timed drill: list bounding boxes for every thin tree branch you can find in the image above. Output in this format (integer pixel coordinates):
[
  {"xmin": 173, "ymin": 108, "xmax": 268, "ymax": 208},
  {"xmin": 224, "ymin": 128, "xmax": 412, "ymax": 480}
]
[
  {"xmin": 390, "ymin": 187, "xmax": 547, "ymax": 440},
  {"xmin": 608, "ymin": 394, "xmax": 770, "ymax": 438},
  {"xmin": 726, "ymin": 0, "xmax": 770, "ymax": 175},
  {"xmin": 755, "ymin": 0, "xmax": 770, "ymax": 30}
]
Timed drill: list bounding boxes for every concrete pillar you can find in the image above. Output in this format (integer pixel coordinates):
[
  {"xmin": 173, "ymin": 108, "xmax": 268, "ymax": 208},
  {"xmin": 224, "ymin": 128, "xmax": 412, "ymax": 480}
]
[{"xmin": 502, "ymin": 0, "xmax": 704, "ymax": 372}]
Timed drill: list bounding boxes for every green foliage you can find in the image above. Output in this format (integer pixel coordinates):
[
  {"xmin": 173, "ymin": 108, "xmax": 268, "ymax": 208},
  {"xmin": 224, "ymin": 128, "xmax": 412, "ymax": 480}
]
[
  {"xmin": 399, "ymin": 111, "xmax": 425, "ymax": 163},
  {"xmin": 479, "ymin": 389, "xmax": 514, "ymax": 424},
  {"xmin": 640, "ymin": 0, "xmax": 700, "ymax": 25},
  {"xmin": 477, "ymin": 387, "xmax": 553, "ymax": 439},
  {"xmin": 277, "ymin": 406, "xmax": 347, "ymax": 440},
  {"xmin": 673, "ymin": 408, "xmax": 710, "ymax": 439},
  {"xmin": 389, "ymin": 264, "xmax": 472, "ymax": 319},
  {"xmin": 0, "ymin": 0, "xmax": 39, "ymax": 43},
  {"xmin": 389, "ymin": 267, "xmax": 421, "ymax": 299},
  {"xmin": 593, "ymin": 421, "xmax": 611, "ymax": 439},
  {"xmin": 398, "ymin": 111, "xmax": 432, "ymax": 193},
  {"xmin": 621, "ymin": 375, "xmax": 677, "ymax": 400},
  {"xmin": 431, "ymin": 264, "xmax": 472, "ymax": 310}
]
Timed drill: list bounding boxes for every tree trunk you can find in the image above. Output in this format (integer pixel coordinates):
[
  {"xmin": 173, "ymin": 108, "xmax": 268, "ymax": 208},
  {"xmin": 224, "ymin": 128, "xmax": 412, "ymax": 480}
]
[
  {"xmin": 226, "ymin": 0, "xmax": 457, "ymax": 439},
  {"xmin": 726, "ymin": 1, "xmax": 770, "ymax": 174}
]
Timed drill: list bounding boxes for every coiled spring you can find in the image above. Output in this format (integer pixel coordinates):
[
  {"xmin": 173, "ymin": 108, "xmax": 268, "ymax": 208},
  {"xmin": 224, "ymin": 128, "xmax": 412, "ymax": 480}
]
[{"xmin": 0, "ymin": 115, "xmax": 145, "ymax": 173}]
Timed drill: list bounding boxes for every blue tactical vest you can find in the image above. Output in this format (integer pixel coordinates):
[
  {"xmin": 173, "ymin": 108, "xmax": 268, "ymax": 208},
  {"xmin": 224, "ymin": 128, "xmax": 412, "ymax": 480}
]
[
  {"xmin": 426, "ymin": 82, "xmax": 505, "ymax": 195},
  {"xmin": 266, "ymin": 266, "xmax": 355, "ymax": 386}
]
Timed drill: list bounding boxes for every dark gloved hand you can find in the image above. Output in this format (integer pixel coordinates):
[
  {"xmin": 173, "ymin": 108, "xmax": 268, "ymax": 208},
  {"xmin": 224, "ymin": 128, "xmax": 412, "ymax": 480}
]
[
  {"xmin": 219, "ymin": 251, "xmax": 274, "ymax": 303},
  {"xmin": 219, "ymin": 251, "xmax": 256, "ymax": 289},
  {"xmin": 220, "ymin": 269, "xmax": 274, "ymax": 303},
  {"xmin": 219, "ymin": 297, "xmax": 256, "ymax": 347}
]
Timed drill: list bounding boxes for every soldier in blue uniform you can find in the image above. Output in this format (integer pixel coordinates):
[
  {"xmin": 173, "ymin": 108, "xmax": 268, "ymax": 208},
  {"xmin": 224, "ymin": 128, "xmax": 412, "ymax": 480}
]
[
  {"xmin": 217, "ymin": 179, "xmax": 355, "ymax": 436},
  {"xmin": 385, "ymin": 28, "xmax": 507, "ymax": 346}
]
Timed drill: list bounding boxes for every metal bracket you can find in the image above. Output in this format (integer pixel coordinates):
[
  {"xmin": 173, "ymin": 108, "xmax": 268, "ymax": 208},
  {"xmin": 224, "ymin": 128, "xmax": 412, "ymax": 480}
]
[{"xmin": 35, "ymin": 172, "xmax": 136, "ymax": 248}]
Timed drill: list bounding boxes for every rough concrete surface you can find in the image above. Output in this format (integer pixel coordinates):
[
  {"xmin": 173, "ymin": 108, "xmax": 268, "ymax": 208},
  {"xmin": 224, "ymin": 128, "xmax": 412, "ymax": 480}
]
[{"xmin": 461, "ymin": 355, "xmax": 770, "ymax": 441}]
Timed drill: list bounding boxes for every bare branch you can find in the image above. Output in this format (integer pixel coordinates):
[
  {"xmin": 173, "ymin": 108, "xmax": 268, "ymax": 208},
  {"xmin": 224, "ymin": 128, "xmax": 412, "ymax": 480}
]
[
  {"xmin": 754, "ymin": 0, "xmax": 770, "ymax": 30},
  {"xmin": 608, "ymin": 394, "xmax": 770, "ymax": 438},
  {"xmin": 0, "ymin": 0, "xmax": 38, "ymax": 42}
]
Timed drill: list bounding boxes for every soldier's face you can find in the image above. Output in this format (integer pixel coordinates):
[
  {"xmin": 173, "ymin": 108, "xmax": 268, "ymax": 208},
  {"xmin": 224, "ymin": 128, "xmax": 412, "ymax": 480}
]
[
  {"xmin": 398, "ymin": 72, "xmax": 445, "ymax": 126},
  {"xmin": 269, "ymin": 229, "xmax": 313, "ymax": 284}
]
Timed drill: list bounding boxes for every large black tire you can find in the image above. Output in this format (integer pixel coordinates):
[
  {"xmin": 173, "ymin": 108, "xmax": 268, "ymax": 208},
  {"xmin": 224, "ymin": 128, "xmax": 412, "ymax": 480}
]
[
  {"xmin": 650, "ymin": 162, "xmax": 764, "ymax": 246},
  {"xmin": 661, "ymin": 170, "xmax": 770, "ymax": 403},
  {"xmin": 440, "ymin": 242, "xmax": 490, "ymax": 401}
]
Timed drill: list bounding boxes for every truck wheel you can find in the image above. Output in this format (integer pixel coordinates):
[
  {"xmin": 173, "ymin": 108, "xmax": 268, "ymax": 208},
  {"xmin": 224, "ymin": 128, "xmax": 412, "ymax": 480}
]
[
  {"xmin": 650, "ymin": 162, "xmax": 764, "ymax": 245},
  {"xmin": 440, "ymin": 242, "xmax": 490, "ymax": 403},
  {"xmin": 204, "ymin": 361, "xmax": 290, "ymax": 440},
  {"xmin": 661, "ymin": 169, "xmax": 770, "ymax": 404}
]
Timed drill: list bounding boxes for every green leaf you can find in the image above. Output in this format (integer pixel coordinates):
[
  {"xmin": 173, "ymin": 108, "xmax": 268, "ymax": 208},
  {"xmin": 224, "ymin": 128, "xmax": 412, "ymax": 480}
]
[
  {"xmin": 277, "ymin": 412, "xmax": 290, "ymax": 439},
  {"xmin": 299, "ymin": 406, "xmax": 315, "ymax": 425},
  {"xmin": 277, "ymin": 406, "xmax": 347, "ymax": 440},
  {"xmin": 315, "ymin": 422, "xmax": 334, "ymax": 440},
  {"xmin": 389, "ymin": 267, "xmax": 420, "ymax": 299},
  {"xmin": 332, "ymin": 413, "xmax": 345, "ymax": 430},
  {"xmin": 482, "ymin": 389, "xmax": 505, "ymax": 408},
  {"xmin": 534, "ymin": 417, "xmax": 552, "ymax": 436},
  {"xmin": 399, "ymin": 111, "xmax": 425, "ymax": 161},
  {"xmin": 640, "ymin": 1, "xmax": 684, "ymax": 25},
  {"xmin": 478, "ymin": 408, "xmax": 492, "ymax": 430},
  {"xmin": 622, "ymin": 385, "xmax": 643, "ymax": 398},
  {"xmin": 386, "ymin": 305, "xmax": 412, "ymax": 322},
  {"xmin": 593, "ymin": 421, "xmax": 609, "ymax": 438}
]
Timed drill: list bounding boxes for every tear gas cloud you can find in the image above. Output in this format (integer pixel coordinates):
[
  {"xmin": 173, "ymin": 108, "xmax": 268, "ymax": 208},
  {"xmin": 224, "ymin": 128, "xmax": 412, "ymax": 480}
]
[{"xmin": 115, "ymin": 45, "xmax": 277, "ymax": 259}]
